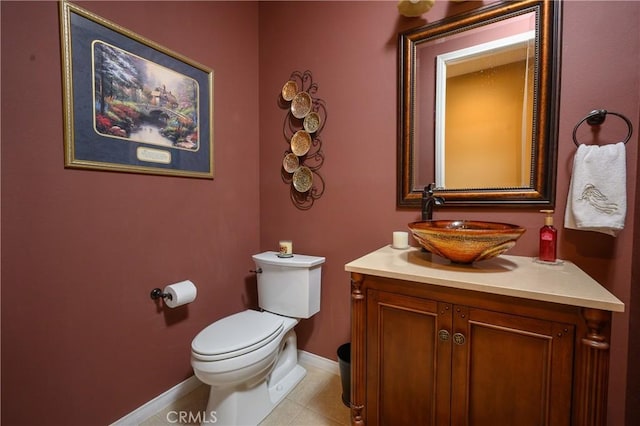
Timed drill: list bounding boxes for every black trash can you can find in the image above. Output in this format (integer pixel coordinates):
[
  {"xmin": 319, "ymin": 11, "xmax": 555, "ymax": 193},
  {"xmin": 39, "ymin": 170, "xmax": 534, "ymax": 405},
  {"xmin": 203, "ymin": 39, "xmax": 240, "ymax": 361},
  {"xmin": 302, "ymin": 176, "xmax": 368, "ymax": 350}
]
[{"xmin": 337, "ymin": 343, "xmax": 351, "ymax": 407}]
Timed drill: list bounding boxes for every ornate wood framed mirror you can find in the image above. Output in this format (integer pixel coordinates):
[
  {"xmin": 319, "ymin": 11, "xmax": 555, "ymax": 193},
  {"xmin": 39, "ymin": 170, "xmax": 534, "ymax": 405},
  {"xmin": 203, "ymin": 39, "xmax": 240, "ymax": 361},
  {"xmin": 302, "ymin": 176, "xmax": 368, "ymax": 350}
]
[{"xmin": 398, "ymin": 0, "xmax": 562, "ymax": 207}]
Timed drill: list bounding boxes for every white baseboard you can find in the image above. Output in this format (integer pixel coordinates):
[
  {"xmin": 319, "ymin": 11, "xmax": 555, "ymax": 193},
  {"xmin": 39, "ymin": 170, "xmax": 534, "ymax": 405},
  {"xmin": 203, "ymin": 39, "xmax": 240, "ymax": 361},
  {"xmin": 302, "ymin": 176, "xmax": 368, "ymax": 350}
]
[
  {"xmin": 298, "ymin": 349, "xmax": 340, "ymax": 376},
  {"xmin": 110, "ymin": 350, "xmax": 337, "ymax": 425},
  {"xmin": 110, "ymin": 375, "xmax": 202, "ymax": 426}
]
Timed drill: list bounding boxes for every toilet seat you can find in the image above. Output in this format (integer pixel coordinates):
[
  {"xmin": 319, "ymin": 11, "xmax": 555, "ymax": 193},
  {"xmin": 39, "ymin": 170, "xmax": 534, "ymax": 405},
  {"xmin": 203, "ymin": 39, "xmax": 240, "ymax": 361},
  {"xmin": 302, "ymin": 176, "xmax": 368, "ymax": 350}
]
[{"xmin": 191, "ymin": 310, "xmax": 284, "ymax": 362}]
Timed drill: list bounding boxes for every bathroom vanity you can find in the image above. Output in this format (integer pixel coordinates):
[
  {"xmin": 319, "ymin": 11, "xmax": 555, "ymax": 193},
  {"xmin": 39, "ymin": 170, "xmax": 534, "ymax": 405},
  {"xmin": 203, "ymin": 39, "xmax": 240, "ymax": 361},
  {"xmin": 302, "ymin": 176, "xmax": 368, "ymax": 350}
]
[{"xmin": 345, "ymin": 246, "xmax": 624, "ymax": 426}]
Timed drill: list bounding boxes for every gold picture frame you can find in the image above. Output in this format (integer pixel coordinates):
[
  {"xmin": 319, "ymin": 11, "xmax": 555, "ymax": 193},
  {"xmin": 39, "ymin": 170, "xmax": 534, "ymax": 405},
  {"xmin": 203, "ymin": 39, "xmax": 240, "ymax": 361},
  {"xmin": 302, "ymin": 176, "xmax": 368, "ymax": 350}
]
[{"xmin": 59, "ymin": 1, "xmax": 214, "ymax": 178}]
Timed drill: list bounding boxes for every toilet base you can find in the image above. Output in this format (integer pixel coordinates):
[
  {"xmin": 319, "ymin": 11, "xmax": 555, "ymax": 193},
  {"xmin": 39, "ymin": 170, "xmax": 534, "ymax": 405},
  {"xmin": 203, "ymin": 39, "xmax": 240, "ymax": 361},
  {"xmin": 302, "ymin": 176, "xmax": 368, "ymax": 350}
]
[
  {"xmin": 203, "ymin": 365, "xmax": 306, "ymax": 426},
  {"xmin": 201, "ymin": 330, "xmax": 305, "ymax": 426},
  {"xmin": 268, "ymin": 364, "xmax": 306, "ymax": 406}
]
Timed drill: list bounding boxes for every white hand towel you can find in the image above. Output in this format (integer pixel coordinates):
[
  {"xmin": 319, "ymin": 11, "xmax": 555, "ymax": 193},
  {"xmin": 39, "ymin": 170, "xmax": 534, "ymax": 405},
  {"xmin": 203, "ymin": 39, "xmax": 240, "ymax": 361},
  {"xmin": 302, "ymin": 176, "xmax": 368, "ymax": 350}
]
[{"xmin": 564, "ymin": 142, "xmax": 626, "ymax": 236}]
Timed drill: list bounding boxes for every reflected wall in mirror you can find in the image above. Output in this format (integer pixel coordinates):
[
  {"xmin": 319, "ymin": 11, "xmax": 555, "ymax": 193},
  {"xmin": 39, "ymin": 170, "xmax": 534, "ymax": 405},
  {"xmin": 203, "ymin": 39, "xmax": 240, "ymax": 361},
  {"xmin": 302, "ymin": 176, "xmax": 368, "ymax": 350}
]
[
  {"xmin": 435, "ymin": 26, "xmax": 535, "ymax": 189},
  {"xmin": 398, "ymin": 0, "xmax": 561, "ymax": 207}
]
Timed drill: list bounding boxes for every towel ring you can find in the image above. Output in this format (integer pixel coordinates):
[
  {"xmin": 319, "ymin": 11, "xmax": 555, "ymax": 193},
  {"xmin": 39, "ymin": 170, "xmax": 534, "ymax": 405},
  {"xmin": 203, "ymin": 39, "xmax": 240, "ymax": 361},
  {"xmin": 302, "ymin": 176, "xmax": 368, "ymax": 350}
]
[{"xmin": 572, "ymin": 109, "xmax": 633, "ymax": 147}]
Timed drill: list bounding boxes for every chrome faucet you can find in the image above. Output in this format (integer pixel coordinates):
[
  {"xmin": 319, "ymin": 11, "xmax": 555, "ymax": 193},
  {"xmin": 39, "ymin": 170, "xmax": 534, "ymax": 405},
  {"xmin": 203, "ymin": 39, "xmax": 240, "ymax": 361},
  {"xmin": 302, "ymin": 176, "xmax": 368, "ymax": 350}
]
[{"xmin": 422, "ymin": 183, "xmax": 445, "ymax": 221}]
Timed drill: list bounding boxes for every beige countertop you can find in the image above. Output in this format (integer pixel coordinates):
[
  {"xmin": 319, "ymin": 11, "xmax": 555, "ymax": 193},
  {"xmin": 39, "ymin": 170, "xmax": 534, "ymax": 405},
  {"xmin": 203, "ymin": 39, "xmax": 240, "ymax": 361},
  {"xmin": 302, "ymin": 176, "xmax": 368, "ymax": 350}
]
[{"xmin": 345, "ymin": 245, "xmax": 624, "ymax": 312}]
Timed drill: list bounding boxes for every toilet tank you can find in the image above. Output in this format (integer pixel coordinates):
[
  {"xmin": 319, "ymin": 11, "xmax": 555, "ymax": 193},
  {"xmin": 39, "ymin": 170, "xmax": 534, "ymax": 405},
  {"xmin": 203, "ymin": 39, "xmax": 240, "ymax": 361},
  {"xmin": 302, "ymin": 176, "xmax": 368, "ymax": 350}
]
[{"xmin": 252, "ymin": 251, "xmax": 325, "ymax": 319}]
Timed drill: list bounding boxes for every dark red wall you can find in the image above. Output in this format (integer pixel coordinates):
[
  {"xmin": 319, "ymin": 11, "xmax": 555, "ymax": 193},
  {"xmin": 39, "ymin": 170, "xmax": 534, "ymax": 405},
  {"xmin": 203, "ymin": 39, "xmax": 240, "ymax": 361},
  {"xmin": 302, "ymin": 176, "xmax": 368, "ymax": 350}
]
[
  {"xmin": 2, "ymin": 1, "xmax": 260, "ymax": 424},
  {"xmin": 257, "ymin": 2, "xmax": 639, "ymax": 425},
  {"xmin": 2, "ymin": 1, "xmax": 639, "ymax": 425}
]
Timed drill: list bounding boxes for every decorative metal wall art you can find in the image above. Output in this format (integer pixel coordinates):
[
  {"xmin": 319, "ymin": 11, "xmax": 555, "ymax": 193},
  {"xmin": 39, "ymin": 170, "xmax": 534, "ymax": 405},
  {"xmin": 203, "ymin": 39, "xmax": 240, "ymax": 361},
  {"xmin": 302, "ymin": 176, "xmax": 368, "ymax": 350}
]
[{"xmin": 280, "ymin": 71, "xmax": 326, "ymax": 210}]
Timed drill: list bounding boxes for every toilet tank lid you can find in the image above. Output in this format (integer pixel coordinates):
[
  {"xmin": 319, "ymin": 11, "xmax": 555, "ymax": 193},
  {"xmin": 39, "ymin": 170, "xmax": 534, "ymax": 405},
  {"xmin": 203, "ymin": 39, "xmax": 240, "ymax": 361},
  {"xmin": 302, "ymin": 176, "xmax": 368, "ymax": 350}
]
[{"xmin": 253, "ymin": 251, "xmax": 326, "ymax": 267}]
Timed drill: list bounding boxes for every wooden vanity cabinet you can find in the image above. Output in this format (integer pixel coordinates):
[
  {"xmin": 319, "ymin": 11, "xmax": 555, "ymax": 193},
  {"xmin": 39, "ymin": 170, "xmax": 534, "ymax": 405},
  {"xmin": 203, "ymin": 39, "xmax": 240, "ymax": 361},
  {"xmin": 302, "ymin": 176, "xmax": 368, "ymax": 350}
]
[{"xmin": 350, "ymin": 273, "xmax": 613, "ymax": 426}]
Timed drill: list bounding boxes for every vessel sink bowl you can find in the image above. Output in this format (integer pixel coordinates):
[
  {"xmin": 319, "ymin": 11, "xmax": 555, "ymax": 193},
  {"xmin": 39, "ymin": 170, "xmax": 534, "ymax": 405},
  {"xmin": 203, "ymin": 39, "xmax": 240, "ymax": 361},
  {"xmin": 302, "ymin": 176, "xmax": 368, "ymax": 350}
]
[{"xmin": 408, "ymin": 220, "xmax": 526, "ymax": 264}]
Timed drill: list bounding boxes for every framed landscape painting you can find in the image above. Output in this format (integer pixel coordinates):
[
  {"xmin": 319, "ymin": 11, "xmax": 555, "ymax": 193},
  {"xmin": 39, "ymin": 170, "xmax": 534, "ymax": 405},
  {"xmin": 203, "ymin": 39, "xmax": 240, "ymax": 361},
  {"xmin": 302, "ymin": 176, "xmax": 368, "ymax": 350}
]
[{"xmin": 59, "ymin": 1, "xmax": 214, "ymax": 178}]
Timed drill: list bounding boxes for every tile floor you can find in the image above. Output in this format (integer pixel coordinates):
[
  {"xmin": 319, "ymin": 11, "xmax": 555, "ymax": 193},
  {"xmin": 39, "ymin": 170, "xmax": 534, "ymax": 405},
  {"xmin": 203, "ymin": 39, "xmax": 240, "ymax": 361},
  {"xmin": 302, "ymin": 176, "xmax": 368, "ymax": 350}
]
[{"xmin": 140, "ymin": 364, "xmax": 350, "ymax": 425}]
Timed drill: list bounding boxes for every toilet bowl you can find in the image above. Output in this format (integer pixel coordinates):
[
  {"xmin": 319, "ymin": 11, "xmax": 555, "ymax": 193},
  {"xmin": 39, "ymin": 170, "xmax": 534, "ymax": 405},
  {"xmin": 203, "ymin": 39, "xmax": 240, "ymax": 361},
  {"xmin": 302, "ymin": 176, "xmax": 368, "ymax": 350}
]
[
  {"xmin": 191, "ymin": 252, "xmax": 325, "ymax": 426},
  {"xmin": 191, "ymin": 310, "xmax": 302, "ymax": 425}
]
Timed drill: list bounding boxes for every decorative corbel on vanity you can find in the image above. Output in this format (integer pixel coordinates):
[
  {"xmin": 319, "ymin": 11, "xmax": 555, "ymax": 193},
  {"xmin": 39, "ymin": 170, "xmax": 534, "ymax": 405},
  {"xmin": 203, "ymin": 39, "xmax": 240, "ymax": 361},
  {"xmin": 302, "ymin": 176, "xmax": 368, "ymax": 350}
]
[
  {"xmin": 575, "ymin": 308, "xmax": 613, "ymax": 426},
  {"xmin": 349, "ymin": 272, "xmax": 366, "ymax": 426},
  {"xmin": 345, "ymin": 246, "xmax": 624, "ymax": 426}
]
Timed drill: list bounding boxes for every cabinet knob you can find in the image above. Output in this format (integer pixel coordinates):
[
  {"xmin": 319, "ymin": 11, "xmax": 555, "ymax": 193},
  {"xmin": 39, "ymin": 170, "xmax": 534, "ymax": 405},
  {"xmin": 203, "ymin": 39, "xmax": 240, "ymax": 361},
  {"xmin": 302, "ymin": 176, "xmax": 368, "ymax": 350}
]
[
  {"xmin": 453, "ymin": 333, "xmax": 466, "ymax": 345},
  {"xmin": 438, "ymin": 329, "xmax": 450, "ymax": 341}
]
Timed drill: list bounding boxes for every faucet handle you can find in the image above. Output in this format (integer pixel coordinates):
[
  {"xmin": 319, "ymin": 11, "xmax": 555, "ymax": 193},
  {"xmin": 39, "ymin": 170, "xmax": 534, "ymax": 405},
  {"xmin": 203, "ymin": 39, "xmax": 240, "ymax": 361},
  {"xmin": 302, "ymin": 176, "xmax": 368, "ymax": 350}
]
[{"xmin": 424, "ymin": 182, "xmax": 436, "ymax": 197}]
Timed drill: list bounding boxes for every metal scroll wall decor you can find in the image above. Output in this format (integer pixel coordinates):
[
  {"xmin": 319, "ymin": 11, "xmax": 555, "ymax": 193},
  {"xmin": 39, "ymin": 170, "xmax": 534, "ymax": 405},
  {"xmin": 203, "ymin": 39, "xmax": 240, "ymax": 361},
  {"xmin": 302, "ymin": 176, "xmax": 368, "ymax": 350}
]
[{"xmin": 280, "ymin": 70, "xmax": 326, "ymax": 210}]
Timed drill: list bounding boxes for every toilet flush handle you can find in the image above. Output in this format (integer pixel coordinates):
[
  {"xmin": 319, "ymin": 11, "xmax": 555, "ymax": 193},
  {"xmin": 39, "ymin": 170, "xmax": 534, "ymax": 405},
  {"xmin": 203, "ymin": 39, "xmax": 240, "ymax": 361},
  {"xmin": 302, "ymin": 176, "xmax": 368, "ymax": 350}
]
[{"xmin": 250, "ymin": 268, "xmax": 263, "ymax": 274}]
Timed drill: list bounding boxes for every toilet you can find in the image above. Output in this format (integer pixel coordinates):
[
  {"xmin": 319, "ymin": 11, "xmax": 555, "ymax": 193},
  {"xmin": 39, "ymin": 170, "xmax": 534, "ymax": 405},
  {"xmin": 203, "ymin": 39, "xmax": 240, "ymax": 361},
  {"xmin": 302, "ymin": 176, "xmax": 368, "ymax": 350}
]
[{"xmin": 190, "ymin": 251, "xmax": 325, "ymax": 426}]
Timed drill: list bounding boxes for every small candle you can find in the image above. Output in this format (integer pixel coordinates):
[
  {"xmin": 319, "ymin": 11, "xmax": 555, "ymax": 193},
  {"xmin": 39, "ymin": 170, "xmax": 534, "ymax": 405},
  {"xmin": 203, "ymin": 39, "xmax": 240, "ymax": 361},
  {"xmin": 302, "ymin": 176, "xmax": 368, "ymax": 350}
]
[
  {"xmin": 392, "ymin": 231, "xmax": 409, "ymax": 249},
  {"xmin": 279, "ymin": 240, "xmax": 293, "ymax": 255}
]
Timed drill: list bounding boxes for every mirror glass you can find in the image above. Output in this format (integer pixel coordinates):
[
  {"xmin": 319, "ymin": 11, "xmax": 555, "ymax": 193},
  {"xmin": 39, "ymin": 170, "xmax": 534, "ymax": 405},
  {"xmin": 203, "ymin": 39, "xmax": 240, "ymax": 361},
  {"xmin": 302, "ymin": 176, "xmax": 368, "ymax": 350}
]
[{"xmin": 398, "ymin": 0, "xmax": 561, "ymax": 207}]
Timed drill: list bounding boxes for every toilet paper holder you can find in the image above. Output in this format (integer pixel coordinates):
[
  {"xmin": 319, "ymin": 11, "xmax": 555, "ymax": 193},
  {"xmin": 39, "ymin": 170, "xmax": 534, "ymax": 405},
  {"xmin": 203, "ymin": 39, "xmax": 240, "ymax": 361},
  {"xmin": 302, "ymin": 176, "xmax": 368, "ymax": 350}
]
[{"xmin": 150, "ymin": 288, "xmax": 173, "ymax": 301}]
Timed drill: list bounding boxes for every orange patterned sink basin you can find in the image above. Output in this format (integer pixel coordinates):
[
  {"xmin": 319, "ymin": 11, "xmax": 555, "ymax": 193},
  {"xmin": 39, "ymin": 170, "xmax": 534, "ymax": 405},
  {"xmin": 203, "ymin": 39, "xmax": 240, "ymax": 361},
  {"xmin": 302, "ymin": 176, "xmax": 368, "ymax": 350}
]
[{"xmin": 408, "ymin": 220, "xmax": 526, "ymax": 264}]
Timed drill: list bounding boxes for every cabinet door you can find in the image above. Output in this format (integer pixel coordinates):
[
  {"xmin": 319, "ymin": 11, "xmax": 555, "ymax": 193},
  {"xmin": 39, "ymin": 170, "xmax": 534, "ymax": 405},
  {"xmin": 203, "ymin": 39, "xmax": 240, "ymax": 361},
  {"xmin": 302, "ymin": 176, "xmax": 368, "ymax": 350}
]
[
  {"xmin": 450, "ymin": 307, "xmax": 574, "ymax": 426},
  {"xmin": 366, "ymin": 289, "xmax": 451, "ymax": 426}
]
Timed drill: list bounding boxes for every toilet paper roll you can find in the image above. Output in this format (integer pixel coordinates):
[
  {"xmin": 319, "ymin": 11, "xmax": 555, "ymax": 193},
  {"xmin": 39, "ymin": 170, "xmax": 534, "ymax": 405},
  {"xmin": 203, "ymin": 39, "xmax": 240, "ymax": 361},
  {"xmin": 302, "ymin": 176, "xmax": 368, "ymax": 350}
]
[{"xmin": 163, "ymin": 280, "xmax": 197, "ymax": 308}]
